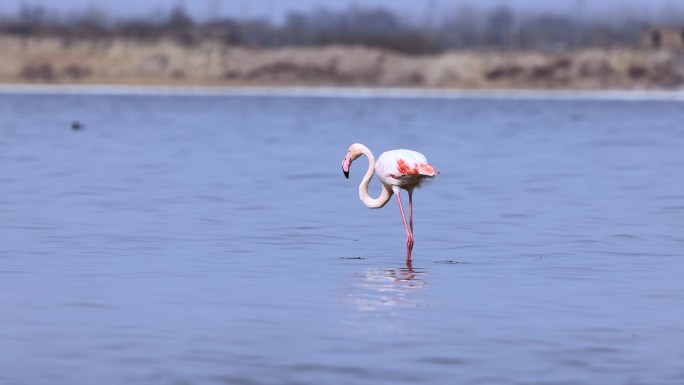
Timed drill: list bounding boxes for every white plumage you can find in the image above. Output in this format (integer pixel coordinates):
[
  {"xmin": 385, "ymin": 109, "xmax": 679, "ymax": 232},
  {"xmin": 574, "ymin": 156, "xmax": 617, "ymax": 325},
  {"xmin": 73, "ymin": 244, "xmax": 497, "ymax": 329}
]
[{"xmin": 375, "ymin": 149, "xmax": 437, "ymax": 191}]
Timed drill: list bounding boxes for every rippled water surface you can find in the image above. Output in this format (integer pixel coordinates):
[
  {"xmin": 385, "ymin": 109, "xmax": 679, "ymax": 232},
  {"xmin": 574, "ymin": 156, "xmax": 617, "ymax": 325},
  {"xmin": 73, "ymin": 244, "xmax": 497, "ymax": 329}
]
[{"xmin": 1, "ymin": 90, "xmax": 684, "ymax": 384}]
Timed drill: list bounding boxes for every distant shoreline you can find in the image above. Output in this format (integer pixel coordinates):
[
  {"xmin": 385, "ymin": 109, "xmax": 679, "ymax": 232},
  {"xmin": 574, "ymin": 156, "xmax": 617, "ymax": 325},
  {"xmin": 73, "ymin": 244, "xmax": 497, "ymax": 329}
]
[
  {"xmin": 1, "ymin": 83, "xmax": 684, "ymax": 101},
  {"xmin": 2, "ymin": 37, "xmax": 683, "ymax": 91}
]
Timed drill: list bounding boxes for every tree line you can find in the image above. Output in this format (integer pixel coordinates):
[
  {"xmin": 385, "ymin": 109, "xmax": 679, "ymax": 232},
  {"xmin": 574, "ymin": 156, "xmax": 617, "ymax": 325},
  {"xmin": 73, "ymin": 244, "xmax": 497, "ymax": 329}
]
[{"xmin": 1, "ymin": 3, "xmax": 683, "ymax": 54}]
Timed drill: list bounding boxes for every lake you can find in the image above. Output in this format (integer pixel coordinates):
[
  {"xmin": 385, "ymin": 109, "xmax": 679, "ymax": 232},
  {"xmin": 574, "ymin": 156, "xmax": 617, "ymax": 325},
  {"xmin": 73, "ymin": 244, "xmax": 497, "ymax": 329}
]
[{"xmin": 1, "ymin": 87, "xmax": 683, "ymax": 385}]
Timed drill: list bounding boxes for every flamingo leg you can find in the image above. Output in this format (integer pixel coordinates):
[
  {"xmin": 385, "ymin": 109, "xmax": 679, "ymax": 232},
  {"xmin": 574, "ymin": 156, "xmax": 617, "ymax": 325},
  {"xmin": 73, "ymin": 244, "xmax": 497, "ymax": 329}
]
[
  {"xmin": 408, "ymin": 189, "xmax": 414, "ymax": 234},
  {"xmin": 395, "ymin": 192, "xmax": 414, "ymax": 265}
]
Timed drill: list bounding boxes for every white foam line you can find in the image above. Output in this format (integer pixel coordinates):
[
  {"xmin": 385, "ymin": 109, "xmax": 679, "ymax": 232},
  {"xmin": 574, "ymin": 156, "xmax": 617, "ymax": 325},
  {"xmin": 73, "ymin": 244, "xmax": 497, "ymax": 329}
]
[{"xmin": 1, "ymin": 84, "xmax": 683, "ymax": 101}]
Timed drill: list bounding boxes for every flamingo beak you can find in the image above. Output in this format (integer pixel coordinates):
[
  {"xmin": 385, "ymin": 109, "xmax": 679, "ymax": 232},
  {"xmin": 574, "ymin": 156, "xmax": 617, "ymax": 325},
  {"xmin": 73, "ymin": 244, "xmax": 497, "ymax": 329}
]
[{"xmin": 342, "ymin": 155, "xmax": 351, "ymax": 179}]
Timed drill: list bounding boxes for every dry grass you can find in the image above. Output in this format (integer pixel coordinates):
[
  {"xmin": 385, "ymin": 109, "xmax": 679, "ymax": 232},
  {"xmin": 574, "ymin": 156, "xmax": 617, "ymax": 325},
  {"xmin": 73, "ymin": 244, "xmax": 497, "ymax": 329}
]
[{"xmin": 1, "ymin": 36, "xmax": 682, "ymax": 89}]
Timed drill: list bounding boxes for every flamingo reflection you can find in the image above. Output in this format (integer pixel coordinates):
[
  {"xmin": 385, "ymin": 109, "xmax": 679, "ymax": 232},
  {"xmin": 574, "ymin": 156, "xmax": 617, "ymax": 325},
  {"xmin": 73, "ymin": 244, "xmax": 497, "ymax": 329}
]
[{"xmin": 341, "ymin": 265, "xmax": 428, "ymax": 312}]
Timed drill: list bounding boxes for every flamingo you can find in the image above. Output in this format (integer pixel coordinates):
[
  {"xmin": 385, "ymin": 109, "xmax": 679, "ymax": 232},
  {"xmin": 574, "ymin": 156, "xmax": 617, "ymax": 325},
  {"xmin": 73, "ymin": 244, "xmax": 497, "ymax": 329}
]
[{"xmin": 341, "ymin": 143, "xmax": 438, "ymax": 265}]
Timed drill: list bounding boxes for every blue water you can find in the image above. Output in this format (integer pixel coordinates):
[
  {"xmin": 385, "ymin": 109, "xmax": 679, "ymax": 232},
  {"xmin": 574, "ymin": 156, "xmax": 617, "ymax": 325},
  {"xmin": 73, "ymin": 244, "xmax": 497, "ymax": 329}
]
[{"xmin": 1, "ymin": 90, "xmax": 683, "ymax": 384}]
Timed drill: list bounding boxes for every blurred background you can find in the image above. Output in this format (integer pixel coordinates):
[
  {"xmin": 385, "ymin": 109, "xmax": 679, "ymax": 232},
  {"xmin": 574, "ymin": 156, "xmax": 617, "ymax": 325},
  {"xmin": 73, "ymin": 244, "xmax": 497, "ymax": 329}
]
[{"xmin": 0, "ymin": 0, "xmax": 683, "ymax": 88}]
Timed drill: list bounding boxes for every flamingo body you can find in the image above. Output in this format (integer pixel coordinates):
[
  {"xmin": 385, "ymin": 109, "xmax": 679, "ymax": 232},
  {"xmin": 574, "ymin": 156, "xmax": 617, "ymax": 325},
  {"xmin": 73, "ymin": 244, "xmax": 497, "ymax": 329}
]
[
  {"xmin": 341, "ymin": 143, "xmax": 438, "ymax": 265},
  {"xmin": 376, "ymin": 149, "xmax": 437, "ymax": 192}
]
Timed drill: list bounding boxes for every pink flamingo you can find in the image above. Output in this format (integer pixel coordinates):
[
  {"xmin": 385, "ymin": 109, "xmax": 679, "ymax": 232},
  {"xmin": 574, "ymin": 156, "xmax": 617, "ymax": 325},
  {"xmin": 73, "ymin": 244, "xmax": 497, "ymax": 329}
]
[{"xmin": 341, "ymin": 143, "xmax": 438, "ymax": 265}]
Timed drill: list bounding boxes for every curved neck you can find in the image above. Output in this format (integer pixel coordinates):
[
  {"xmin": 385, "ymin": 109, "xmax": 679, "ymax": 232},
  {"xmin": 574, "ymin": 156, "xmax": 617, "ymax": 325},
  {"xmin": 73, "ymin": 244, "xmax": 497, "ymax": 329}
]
[{"xmin": 358, "ymin": 146, "xmax": 393, "ymax": 209}]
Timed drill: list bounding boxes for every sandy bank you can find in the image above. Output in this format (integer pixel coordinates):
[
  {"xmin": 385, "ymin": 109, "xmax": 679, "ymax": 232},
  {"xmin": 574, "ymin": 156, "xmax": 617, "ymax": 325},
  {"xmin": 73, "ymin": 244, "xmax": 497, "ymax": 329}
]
[{"xmin": 1, "ymin": 36, "xmax": 683, "ymax": 90}]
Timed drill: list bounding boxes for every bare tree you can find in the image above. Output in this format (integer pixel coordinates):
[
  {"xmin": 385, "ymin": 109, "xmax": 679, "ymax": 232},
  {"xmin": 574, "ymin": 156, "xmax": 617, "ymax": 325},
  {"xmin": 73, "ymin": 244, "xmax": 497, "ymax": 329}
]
[{"xmin": 0, "ymin": 2, "xmax": 683, "ymax": 53}]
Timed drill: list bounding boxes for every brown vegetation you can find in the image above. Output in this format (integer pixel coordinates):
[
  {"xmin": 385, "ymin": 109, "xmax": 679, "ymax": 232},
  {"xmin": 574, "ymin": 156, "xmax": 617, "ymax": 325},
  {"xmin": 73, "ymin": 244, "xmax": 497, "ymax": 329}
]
[
  {"xmin": 0, "ymin": 36, "xmax": 682, "ymax": 89},
  {"xmin": 0, "ymin": 3, "xmax": 682, "ymax": 89}
]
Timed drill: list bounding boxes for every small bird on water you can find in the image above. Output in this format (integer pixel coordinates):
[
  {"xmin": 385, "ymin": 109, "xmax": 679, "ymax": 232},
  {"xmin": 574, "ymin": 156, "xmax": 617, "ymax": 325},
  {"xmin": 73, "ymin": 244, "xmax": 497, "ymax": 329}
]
[
  {"xmin": 341, "ymin": 143, "xmax": 438, "ymax": 266},
  {"xmin": 71, "ymin": 121, "xmax": 84, "ymax": 131}
]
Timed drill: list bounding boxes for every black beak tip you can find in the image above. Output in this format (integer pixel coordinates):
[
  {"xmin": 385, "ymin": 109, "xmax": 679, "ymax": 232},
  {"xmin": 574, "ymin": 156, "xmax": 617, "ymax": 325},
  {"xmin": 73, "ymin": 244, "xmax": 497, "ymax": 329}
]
[{"xmin": 343, "ymin": 170, "xmax": 349, "ymax": 179}]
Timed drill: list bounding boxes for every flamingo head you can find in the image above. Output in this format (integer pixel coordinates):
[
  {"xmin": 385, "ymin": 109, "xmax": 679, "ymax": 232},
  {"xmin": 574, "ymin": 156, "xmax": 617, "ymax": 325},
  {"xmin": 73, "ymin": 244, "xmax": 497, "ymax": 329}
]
[{"xmin": 341, "ymin": 143, "xmax": 364, "ymax": 179}]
